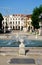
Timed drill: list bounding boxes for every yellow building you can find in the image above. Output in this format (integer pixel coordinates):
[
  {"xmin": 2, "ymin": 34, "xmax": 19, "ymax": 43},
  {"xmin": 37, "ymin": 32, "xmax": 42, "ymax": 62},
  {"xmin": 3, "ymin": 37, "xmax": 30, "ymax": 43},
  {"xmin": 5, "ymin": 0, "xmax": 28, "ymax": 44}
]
[{"xmin": 24, "ymin": 14, "xmax": 32, "ymax": 31}]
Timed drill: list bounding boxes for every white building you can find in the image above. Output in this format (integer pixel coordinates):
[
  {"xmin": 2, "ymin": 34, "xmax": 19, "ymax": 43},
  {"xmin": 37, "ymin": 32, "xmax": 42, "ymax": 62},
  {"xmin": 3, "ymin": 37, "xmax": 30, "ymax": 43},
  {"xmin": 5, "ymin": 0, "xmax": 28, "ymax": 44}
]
[
  {"xmin": 2, "ymin": 14, "xmax": 32, "ymax": 31},
  {"xmin": 2, "ymin": 14, "xmax": 26, "ymax": 30}
]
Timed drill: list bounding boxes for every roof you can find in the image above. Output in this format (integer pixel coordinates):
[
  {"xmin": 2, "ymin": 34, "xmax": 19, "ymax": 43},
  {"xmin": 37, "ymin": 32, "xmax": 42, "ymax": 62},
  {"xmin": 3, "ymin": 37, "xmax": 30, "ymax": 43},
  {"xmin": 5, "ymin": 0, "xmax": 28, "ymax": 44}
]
[{"xmin": 26, "ymin": 14, "xmax": 32, "ymax": 18}]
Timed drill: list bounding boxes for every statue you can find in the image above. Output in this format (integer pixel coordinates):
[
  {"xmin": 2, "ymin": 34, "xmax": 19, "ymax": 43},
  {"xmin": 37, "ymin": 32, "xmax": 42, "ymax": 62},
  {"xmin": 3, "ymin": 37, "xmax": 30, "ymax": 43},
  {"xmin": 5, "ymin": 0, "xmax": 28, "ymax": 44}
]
[{"xmin": 19, "ymin": 39, "xmax": 25, "ymax": 55}]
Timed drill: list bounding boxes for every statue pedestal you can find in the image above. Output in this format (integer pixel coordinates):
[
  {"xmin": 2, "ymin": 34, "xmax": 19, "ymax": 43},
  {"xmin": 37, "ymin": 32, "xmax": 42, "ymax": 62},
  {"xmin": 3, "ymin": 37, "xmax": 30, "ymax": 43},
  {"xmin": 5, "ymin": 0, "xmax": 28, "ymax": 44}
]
[{"xmin": 19, "ymin": 42, "xmax": 25, "ymax": 55}]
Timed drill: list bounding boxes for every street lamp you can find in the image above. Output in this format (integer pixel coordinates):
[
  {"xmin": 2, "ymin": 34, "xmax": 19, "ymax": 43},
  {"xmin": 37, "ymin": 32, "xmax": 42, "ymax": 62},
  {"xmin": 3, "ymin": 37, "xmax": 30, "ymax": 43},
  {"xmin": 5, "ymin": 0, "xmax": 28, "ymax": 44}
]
[{"xmin": 39, "ymin": 13, "xmax": 42, "ymax": 35}]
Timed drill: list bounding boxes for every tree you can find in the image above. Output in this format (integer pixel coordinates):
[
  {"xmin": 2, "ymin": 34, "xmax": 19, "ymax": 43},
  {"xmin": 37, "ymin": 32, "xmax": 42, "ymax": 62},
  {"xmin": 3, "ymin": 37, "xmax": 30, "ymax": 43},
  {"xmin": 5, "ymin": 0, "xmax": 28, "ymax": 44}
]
[
  {"xmin": 0, "ymin": 13, "xmax": 4, "ymax": 29},
  {"xmin": 31, "ymin": 5, "xmax": 42, "ymax": 30}
]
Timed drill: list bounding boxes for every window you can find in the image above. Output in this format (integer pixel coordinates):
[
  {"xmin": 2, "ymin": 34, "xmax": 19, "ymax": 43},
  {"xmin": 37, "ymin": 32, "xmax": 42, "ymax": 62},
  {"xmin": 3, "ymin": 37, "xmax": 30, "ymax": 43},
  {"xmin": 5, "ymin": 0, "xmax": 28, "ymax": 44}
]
[
  {"xmin": 10, "ymin": 26, "xmax": 12, "ymax": 28},
  {"xmin": 16, "ymin": 21, "xmax": 17, "ymax": 24},
  {"xmin": 3, "ymin": 22, "xmax": 4, "ymax": 24},
  {"xmin": 13, "ymin": 22, "xmax": 14, "ymax": 24},
  {"xmin": 16, "ymin": 26, "xmax": 17, "ymax": 30},
  {"xmin": 3, "ymin": 26, "xmax": 4, "ymax": 29},
  {"xmin": 13, "ymin": 18, "xmax": 14, "ymax": 20},
  {"xmin": 13, "ymin": 26, "xmax": 14, "ymax": 29},
  {"xmin": 28, "ymin": 22, "xmax": 29, "ymax": 25},
  {"xmin": 18, "ymin": 26, "xmax": 20, "ymax": 30},
  {"xmin": 10, "ymin": 21, "xmax": 12, "ymax": 24},
  {"xmin": 21, "ymin": 18, "xmax": 23, "ymax": 20},
  {"xmin": 5, "ymin": 18, "xmax": 7, "ymax": 21},
  {"xmin": 18, "ymin": 21, "xmax": 20, "ymax": 24},
  {"xmin": 10, "ymin": 18, "xmax": 12, "ymax": 20},
  {"xmin": 18, "ymin": 18, "xmax": 20, "ymax": 20}
]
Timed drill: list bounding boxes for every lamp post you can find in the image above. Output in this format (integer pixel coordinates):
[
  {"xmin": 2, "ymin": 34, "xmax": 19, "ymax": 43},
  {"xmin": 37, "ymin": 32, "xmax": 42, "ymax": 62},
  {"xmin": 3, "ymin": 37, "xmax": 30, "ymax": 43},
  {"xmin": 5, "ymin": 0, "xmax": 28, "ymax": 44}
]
[{"xmin": 39, "ymin": 13, "xmax": 42, "ymax": 35}]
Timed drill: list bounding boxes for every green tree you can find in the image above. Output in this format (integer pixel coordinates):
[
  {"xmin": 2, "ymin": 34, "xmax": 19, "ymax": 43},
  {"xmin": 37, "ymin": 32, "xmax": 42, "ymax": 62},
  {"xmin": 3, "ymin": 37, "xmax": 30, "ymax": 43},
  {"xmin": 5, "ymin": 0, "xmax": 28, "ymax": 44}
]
[
  {"xmin": 31, "ymin": 5, "xmax": 42, "ymax": 30},
  {"xmin": 0, "ymin": 13, "xmax": 4, "ymax": 29}
]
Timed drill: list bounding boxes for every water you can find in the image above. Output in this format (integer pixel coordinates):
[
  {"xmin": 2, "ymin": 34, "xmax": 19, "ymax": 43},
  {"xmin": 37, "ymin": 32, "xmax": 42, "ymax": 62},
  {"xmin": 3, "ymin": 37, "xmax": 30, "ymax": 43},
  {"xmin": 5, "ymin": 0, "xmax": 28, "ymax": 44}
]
[{"xmin": 0, "ymin": 39, "xmax": 42, "ymax": 47}]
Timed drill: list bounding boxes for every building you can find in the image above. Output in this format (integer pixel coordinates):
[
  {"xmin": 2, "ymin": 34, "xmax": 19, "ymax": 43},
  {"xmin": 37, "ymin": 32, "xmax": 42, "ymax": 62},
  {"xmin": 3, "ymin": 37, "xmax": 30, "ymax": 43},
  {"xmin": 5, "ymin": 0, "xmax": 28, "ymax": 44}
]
[
  {"xmin": 2, "ymin": 14, "xmax": 32, "ymax": 31},
  {"xmin": 26, "ymin": 14, "xmax": 32, "ymax": 31}
]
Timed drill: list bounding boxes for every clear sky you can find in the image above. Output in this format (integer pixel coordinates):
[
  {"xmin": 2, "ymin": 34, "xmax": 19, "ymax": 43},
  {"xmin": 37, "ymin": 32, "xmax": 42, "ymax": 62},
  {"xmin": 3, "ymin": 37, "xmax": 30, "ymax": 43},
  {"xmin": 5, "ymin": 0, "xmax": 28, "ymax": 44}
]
[{"xmin": 0, "ymin": 0, "xmax": 42, "ymax": 15}]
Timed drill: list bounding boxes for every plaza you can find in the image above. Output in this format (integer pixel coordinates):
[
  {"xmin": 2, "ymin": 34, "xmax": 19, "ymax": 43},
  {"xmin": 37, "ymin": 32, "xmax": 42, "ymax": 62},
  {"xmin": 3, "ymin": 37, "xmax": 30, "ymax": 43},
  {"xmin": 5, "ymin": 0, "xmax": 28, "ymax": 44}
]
[
  {"xmin": 0, "ymin": 0, "xmax": 42, "ymax": 65},
  {"xmin": 0, "ymin": 47, "xmax": 42, "ymax": 65},
  {"xmin": 0, "ymin": 31, "xmax": 42, "ymax": 65}
]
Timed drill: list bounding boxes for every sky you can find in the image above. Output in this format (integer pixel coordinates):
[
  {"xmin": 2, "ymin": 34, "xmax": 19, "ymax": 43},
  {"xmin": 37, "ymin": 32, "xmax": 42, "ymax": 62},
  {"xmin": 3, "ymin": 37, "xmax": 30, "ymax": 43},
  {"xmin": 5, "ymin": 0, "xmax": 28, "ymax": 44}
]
[{"xmin": 0, "ymin": 0, "xmax": 42, "ymax": 15}]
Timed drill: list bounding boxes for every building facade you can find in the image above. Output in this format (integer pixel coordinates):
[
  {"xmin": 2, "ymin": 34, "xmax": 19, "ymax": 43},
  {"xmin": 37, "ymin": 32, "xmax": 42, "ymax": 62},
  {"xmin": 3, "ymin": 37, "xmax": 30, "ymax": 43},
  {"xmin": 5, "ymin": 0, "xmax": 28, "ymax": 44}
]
[{"xmin": 2, "ymin": 14, "xmax": 32, "ymax": 31}]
